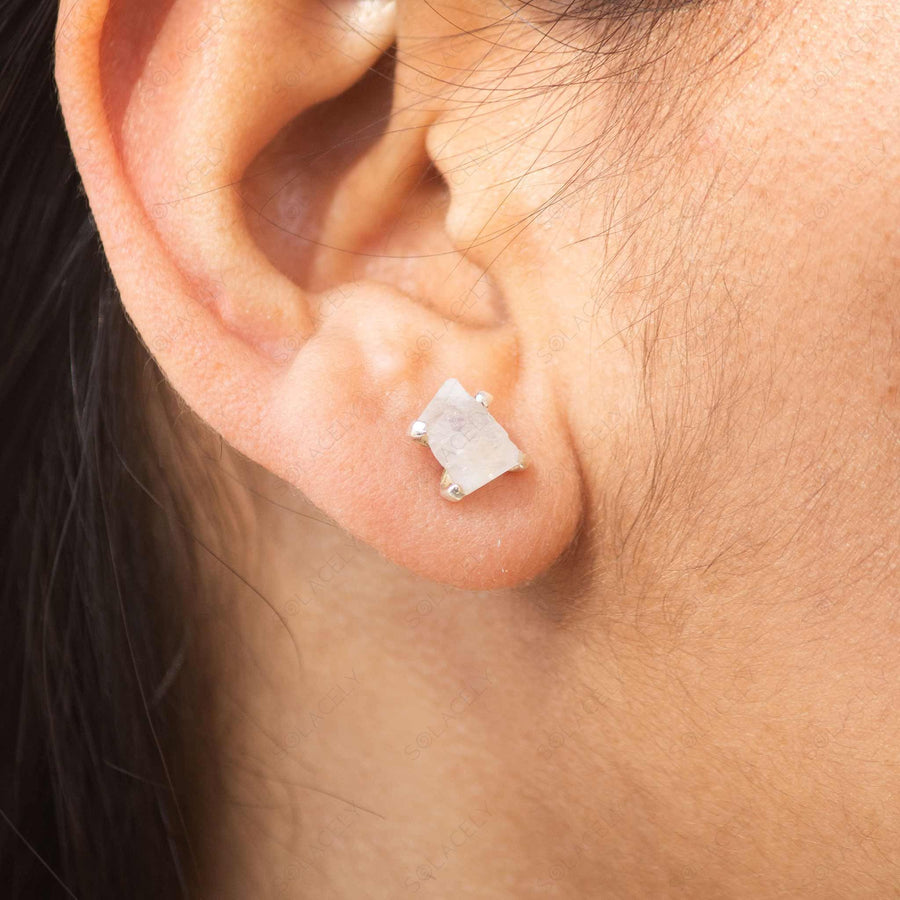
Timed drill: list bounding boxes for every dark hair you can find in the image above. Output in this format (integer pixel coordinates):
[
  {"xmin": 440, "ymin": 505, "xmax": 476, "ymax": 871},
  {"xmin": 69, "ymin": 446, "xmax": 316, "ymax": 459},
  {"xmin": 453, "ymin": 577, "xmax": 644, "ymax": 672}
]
[{"xmin": 1, "ymin": 2, "xmax": 204, "ymax": 896}]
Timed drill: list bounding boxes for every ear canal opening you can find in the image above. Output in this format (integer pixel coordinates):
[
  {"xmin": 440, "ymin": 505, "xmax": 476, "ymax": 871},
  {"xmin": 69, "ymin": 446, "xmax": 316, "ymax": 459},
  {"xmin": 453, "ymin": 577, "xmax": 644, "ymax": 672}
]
[
  {"xmin": 238, "ymin": 42, "xmax": 504, "ymax": 329},
  {"xmin": 239, "ymin": 46, "xmax": 400, "ymax": 290}
]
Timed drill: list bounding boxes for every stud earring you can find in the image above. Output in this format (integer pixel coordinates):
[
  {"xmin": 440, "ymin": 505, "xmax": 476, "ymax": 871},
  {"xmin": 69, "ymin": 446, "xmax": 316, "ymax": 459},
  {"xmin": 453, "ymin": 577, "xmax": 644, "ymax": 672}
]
[{"xmin": 408, "ymin": 378, "xmax": 529, "ymax": 502}]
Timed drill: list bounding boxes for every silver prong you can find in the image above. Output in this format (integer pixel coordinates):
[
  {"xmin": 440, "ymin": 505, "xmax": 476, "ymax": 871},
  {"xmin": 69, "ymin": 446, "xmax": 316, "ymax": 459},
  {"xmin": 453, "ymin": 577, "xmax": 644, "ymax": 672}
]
[
  {"xmin": 440, "ymin": 470, "xmax": 466, "ymax": 502},
  {"xmin": 409, "ymin": 420, "xmax": 429, "ymax": 444},
  {"xmin": 474, "ymin": 390, "xmax": 493, "ymax": 408},
  {"xmin": 441, "ymin": 483, "xmax": 466, "ymax": 502},
  {"xmin": 511, "ymin": 451, "xmax": 530, "ymax": 471}
]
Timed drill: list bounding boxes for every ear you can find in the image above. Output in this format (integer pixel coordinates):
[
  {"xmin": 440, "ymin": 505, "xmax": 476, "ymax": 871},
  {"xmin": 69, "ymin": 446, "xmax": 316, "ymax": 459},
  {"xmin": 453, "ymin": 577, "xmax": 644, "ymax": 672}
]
[{"xmin": 54, "ymin": 0, "xmax": 583, "ymax": 589}]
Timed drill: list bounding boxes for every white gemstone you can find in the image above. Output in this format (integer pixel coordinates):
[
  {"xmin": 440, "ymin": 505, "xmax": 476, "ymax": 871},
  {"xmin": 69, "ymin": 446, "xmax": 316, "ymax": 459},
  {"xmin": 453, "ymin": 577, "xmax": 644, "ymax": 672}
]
[{"xmin": 415, "ymin": 379, "xmax": 523, "ymax": 495}]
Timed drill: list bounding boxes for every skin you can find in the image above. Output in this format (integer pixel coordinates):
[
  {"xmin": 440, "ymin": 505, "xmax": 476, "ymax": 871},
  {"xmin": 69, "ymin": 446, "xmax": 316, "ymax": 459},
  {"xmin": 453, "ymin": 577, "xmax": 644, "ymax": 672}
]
[{"xmin": 55, "ymin": 0, "xmax": 900, "ymax": 896}]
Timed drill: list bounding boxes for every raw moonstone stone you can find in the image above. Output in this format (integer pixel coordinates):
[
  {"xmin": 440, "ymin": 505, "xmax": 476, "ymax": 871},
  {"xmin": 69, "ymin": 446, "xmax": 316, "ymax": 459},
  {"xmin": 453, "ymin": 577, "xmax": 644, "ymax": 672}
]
[{"xmin": 415, "ymin": 378, "xmax": 522, "ymax": 495}]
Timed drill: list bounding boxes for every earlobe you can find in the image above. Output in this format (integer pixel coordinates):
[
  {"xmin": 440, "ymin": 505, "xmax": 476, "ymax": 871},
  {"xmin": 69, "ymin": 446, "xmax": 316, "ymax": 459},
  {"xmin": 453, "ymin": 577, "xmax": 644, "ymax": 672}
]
[{"xmin": 54, "ymin": 0, "xmax": 584, "ymax": 589}]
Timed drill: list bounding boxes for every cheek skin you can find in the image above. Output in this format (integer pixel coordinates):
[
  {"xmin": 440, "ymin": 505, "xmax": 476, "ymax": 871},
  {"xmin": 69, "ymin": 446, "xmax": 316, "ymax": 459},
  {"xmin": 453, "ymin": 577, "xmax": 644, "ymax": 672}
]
[
  {"xmin": 678, "ymin": 1, "xmax": 899, "ymax": 369},
  {"xmin": 417, "ymin": 0, "xmax": 900, "ymax": 836},
  {"xmin": 536, "ymin": 5, "xmax": 900, "ymax": 891},
  {"xmin": 406, "ymin": 0, "xmax": 900, "ymax": 559}
]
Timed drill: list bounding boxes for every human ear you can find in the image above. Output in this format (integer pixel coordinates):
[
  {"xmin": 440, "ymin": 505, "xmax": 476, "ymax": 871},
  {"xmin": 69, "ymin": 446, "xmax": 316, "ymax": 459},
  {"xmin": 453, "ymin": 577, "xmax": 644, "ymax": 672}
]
[{"xmin": 54, "ymin": 0, "xmax": 583, "ymax": 589}]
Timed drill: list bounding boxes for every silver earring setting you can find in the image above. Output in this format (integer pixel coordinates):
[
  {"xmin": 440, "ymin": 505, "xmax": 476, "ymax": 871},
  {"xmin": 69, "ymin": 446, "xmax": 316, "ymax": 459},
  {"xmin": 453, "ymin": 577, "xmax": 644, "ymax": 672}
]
[{"xmin": 408, "ymin": 378, "xmax": 529, "ymax": 502}]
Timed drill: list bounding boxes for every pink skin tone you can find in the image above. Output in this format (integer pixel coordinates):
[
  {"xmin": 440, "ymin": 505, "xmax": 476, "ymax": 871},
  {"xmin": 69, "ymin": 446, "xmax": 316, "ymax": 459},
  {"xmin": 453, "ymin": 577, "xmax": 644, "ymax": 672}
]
[{"xmin": 57, "ymin": 1, "xmax": 900, "ymax": 896}]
